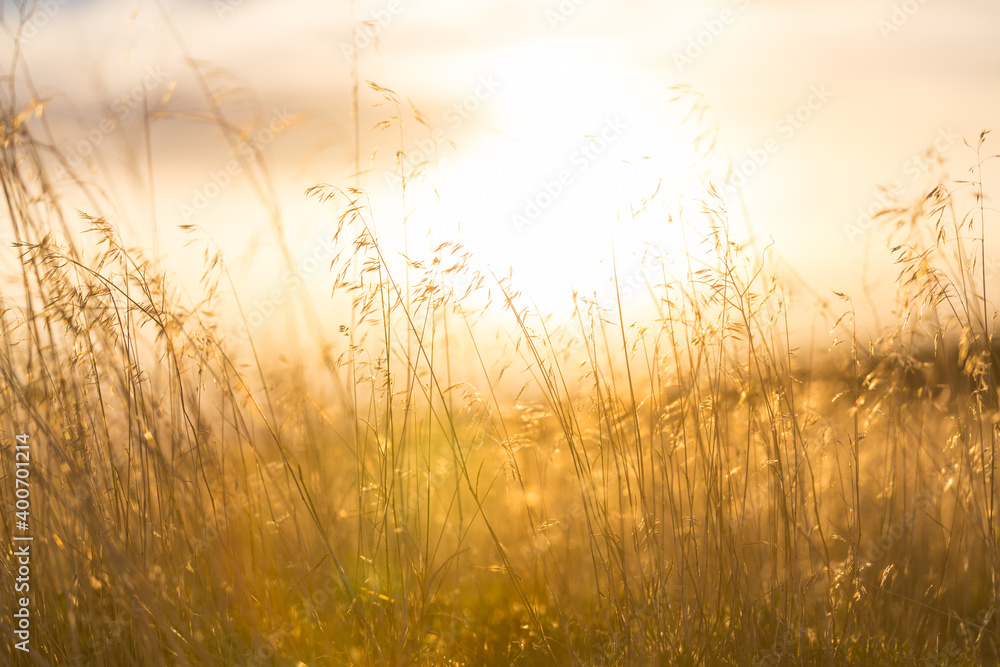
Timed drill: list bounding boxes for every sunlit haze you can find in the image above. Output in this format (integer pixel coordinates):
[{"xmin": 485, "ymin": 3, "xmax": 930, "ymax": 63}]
[{"xmin": 10, "ymin": 0, "xmax": 999, "ymax": 331}]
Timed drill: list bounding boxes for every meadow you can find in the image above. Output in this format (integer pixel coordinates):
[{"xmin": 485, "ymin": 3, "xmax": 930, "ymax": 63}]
[{"xmin": 0, "ymin": 47, "xmax": 999, "ymax": 667}]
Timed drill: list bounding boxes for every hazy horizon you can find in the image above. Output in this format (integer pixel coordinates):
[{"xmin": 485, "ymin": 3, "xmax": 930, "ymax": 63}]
[{"xmin": 2, "ymin": 0, "xmax": 998, "ymax": 347}]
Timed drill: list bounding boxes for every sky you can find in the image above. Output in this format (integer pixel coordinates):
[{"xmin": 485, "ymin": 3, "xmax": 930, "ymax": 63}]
[{"xmin": 4, "ymin": 0, "xmax": 999, "ymax": 337}]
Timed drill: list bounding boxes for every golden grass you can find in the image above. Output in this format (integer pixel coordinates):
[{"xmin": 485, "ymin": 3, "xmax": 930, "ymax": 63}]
[{"xmin": 0, "ymin": 39, "xmax": 998, "ymax": 667}]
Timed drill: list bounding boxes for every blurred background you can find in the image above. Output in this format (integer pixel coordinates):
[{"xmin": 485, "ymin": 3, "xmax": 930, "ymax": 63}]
[{"xmin": 5, "ymin": 0, "xmax": 999, "ymax": 338}]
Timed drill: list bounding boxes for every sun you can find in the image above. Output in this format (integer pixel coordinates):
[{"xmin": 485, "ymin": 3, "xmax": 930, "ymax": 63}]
[{"xmin": 370, "ymin": 40, "xmax": 706, "ymax": 316}]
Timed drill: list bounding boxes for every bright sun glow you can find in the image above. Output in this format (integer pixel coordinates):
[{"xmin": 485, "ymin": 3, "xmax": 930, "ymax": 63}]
[{"xmin": 366, "ymin": 41, "xmax": 705, "ymax": 314}]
